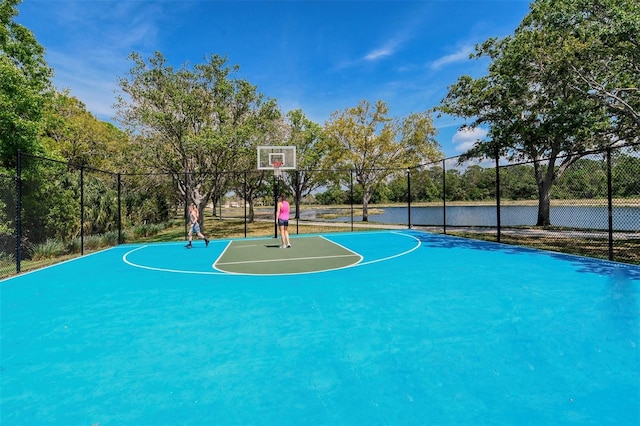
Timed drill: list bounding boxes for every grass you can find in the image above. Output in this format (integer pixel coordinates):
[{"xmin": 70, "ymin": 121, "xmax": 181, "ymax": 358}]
[{"xmin": 449, "ymin": 230, "xmax": 640, "ymax": 264}]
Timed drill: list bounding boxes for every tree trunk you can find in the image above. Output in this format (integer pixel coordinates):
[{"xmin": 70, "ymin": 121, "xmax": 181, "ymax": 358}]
[
  {"xmin": 536, "ymin": 185, "xmax": 551, "ymax": 227},
  {"xmin": 534, "ymin": 161, "xmax": 554, "ymax": 227},
  {"xmin": 248, "ymin": 199, "xmax": 255, "ymax": 223},
  {"xmin": 295, "ymin": 187, "xmax": 302, "ymax": 220},
  {"xmin": 362, "ymin": 186, "xmax": 372, "ymax": 222}
]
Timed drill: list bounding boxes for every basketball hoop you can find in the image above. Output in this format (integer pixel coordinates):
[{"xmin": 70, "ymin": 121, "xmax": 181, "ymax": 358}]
[
  {"xmin": 272, "ymin": 161, "xmax": 283, "ymax": 179},
  {"xmin": 257, "ymin": 146, "xmax": 296, "ymax": 183}
]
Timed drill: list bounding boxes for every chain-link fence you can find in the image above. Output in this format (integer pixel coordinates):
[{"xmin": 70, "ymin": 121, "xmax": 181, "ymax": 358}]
[
  {"xmin": 0, "ymin": 172, "xmax": 17, "ymax": 278},
  {"xmin": 2, "ymin": 144, "xmax": 639, "ymax": 278},
  {"xmin": 406, "ymin": 143, "xmax": 639, "ymax": 264}
]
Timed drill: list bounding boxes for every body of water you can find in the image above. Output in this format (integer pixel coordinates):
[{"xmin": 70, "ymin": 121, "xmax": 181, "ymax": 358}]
[{"xmin": 302, "ymin": 205, "xmax": 640, "ymax": 231}]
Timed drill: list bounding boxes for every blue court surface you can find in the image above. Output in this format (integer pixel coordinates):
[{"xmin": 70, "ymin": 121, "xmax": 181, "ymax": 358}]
[{"xmin": 1, "ymin": 230, "xmax": 639, "ymax": 425}]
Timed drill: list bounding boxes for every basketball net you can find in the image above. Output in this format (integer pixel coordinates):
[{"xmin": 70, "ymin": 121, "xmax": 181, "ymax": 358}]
[{"xmin": 272, "ymin": 161, "xmax": 283, "ymax": 179}]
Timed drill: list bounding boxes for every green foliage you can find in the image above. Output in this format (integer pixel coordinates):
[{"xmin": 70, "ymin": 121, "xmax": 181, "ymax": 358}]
[
  {"xmin": 0, "ymin": 0, "xmax": 53, "ymax": 168},
  {"xmin": 461, "ymin": 165, "xmax": 494, "ymax": 200},
  {"xmin": 0, "ymin": 249, "xmax": 14, "ymax": 267},
  {"xmin": 350, "ymin": 182, "xmax": 392, "ymax": 204},
  {"xmin": 101, "ymin": 231, "xmax": 119, "ymax": 246},
  {"xmin": 436, "ymin": 0, "xmax": 637, "ymax": 225},
  {"xmin": 42, "ymin": 91, "xmax": 129, "ymax": 170},
  {"xmin": 555, "ymin": 157, "xmax": 608, "ymax": 199},
  {"xmin": 67, "ymin": 232, "xmax": 121, "ymax": 255},
  {"xmin": 317, "ymin": 148, "xmax": 639, "ymax": 203},
  {"xmin": 323, "ymin": 99, "xmax": 441, "ymax": 219},
  {"xmin": 523, "ymin": 0, "xmax": 640, "ymax": 135},
  {"xmin": 132, "ymin": 223, "xmax": 164, "ymax": 239},
  {"xmin": 82, "ymin": 235, "xmax": 103, "ymax": 251},
  {"xmin": 116, "ymin": 51, "xmax": 282, "ymax": 220},
  {"xmin": 315, "ymin": 184, "xmax": 349, "ymax": 205},
  {"xmin": 0, "ymin": 176, "xmax": 14, "ymax": 235},
  {"xmin": 388, "ymin": 174, "xmax": 409, "ymax": 202},
  {"xmin": 500, "ymin": 165, "xmax": 538, "ymax": 200},
  {"xmin": 283, "ymin": 109, "xmax": 330, "ymax": 218},
  {"xmin": 30, "ymin": 238, "xmax": 65, "ymax": 260},
  {"xmin": 123, "ymin": 174, "xmax": 174, "ymax": 226},
  {"xmin": 82, "ymin": 173, "xmax": 119, "ymax": 235},
  {"xmin": 612, "ymin": 154, "xmax": 640, "ymax": 197}
]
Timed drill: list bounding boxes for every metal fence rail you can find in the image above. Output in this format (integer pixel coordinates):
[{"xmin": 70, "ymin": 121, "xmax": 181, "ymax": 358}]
[{"xmin": 1, "ymin": 143, "xmax": 638, "ymax": 278}]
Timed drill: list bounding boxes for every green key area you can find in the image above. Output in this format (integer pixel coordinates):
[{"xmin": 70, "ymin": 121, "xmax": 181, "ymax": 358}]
[{"xmin": 214, "ymin": 235, "xmax": 362, "ymax": 275}]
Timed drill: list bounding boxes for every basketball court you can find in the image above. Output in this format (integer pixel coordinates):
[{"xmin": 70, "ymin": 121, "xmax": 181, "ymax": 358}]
[{"xmin": 1, "ymin": 230, "xmax": 639, "ymax": 425}]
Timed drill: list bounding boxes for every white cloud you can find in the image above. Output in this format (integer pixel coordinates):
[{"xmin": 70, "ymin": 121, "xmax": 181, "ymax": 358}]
[
  {"xmin": 452, "ymin": 127, "xmax": 487, "ymax": 152},
  {"xmin": 40, "ymin": 2, "xmax": 168, "ymax": 122},
  {"xmin": 363, "ymin": 31, "xmax": 409, "ymax": 62},
  {"xmin": 364, "ymin": 46, "xmax": 395, "ymax": 61},
  {"xmin": 362, "ymin": 15, "xmax": 422, "ymax": 63},
  {"xmin": 334, "ymin": 36, "xmax": 404, "ymax": 70},
  {"xmin": 431, "ymin": 45, "xmax": 474, "ymax": 70}
]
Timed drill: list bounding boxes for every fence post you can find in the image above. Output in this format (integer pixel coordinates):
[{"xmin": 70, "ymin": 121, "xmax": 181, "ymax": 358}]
[
  {"xmin": 350, "ymin": 169, "xmax": 354, "ymax": 232},
  {"xmin": 184, "ymin": 171, "xmax": 189, "ymax": 241},
  {"xmin": 273, "ymin": 173, "xmax": 278, "ymax": 238},
  {"xmin": 407, "ymin": 168, "xmax": 412, "ymax": 229},
  {"xmin": 80, "ymin": 166, "xmax": 84, "ymax": 256},
  {"xmin": 218, "ymin": 176, "xmax": 223, "ymax": 220},
  {"xmin": 442, "ymin": 159, "xmax": 447, "ymax": 234},
  {"xmin": 495, "ymin": 145, "xmax": 501, "ymax": 243},
  {"xmin": 117, "ymin": 173, "xmax": 122, "ymax": 244},
  {"xmin": 606, "ymin": 147, "xmax": 614, "ymax": 261},
  {"xmin": 244, "ymin": 172, "xmax": 247, "ymax": 239},
  {"xmin": 15, "ymin": 150, "xmax": 22, "ymax": 274},
  {"xmin": 295, "ymin": 170, "xmax": 300, "ymax": 235}
]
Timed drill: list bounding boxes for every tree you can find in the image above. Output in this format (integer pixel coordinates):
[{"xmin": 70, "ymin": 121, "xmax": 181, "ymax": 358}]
[
  {"xmin": 282, "ymin": 109, "xmax": 329, "ymax": 219},
  {"xmin": 554, "ymin": 157, "xmax": 607, "ymax": 199},
  {"xmin": 230, "ymin": 98, "xmax": 284, "ymax": 222},
  {"xmin": 116, "ymin": 52, "xmax": 280, "ymax": 228},
  {"xmin": 0, "ymin": 0, "xmax": 53, "ymax": 169},
  {"xmin": 44, "ymin": 91, "xmax": 129, "ymax": 169},
  {"xmin": 461, "ymin": 165, "xmax": 494, "ymax": 201},
  {"xmin": 500, "ymin": 164, "xmax": 537, "ymax": 200},
  {"xmin": 324, "ymin": 99, "xmax": 440, "ymax": 221},
  {"xmin": 611, "ymin": 153, "xmax": 640, "ymax": 197},
  {"xmin": 525, "ymin": 0, "xmax": 639, "ymax": 138},
  {"xmin": 437, "ymin": 0, "xmax": 628, "ymax": 226},
  {"xmin": 316, "ymin": 183, "xmax": 348, "ymax": 205}
]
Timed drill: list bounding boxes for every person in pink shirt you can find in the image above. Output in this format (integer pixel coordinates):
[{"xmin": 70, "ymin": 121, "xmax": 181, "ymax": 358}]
[{"xmin": 275, "ymin": 194, "xmax": 291, "ymax": 248}]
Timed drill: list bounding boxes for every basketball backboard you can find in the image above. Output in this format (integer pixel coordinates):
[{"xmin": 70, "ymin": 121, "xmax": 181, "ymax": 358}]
[{"xmin": 257, "ymin": 146, "xmax": 297, "ymax": 170}]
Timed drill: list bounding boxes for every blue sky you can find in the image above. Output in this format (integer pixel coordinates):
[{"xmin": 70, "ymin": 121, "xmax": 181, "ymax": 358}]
[{"xmin": 17, "ymin": 0, "xmax": 532, "ymax": 158}]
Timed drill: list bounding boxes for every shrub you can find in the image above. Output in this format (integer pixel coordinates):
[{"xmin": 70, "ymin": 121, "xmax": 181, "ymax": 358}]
[
  {"xmin": 132, "ymin": 223, "xmax": 163, "ymax": 238},
  {"xmin": 31, "ymin": 239, "xmax": 66, "ymax": 260},
  {"xmin": 101, "ymin": 231, "xmax": 119, "ymax": 246},
  {"xmin": 132, "ymin": 224, "xmax": 150, "ymax": 238},
  {"xmin": 83, "ymin": 235, "xmax": 103, "ymax": 251},
  {"xmin": 119, "ymin": 230, "xmax": 130, "ymax": 244},
  {"xmin": 67, "ymin": 238, "xmax": 81, "ymax": 254},
  {"xmin": 0, "ymin": 250, "xmax": 15, "ymax": 267}
]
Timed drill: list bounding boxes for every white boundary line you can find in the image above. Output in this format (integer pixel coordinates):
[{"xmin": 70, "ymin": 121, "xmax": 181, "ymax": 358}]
[
  {"xmin": 1, "ymin": 246, "xmax": 121, "ymax": 283},
  {"xmin": 319, "ymin": 235, "xmax": 364, "ymax": 261},
  {"xmin": 122, "ymin": 244, "xmax": 228, "ymax": 275},
  {"xmin": 358, "ymin": 230, "xmax": 422, "ymax": 266},
  {"xmin": 212, "ymin": 240, "xmax": 234, "ymax": 271},
  {"xmin": 217, "ymin": 253, "xmax": 361, "ymax": 266},
  {"xmin": 120, "ymin": 230, "xmax": 422, "ymax": 276}
]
